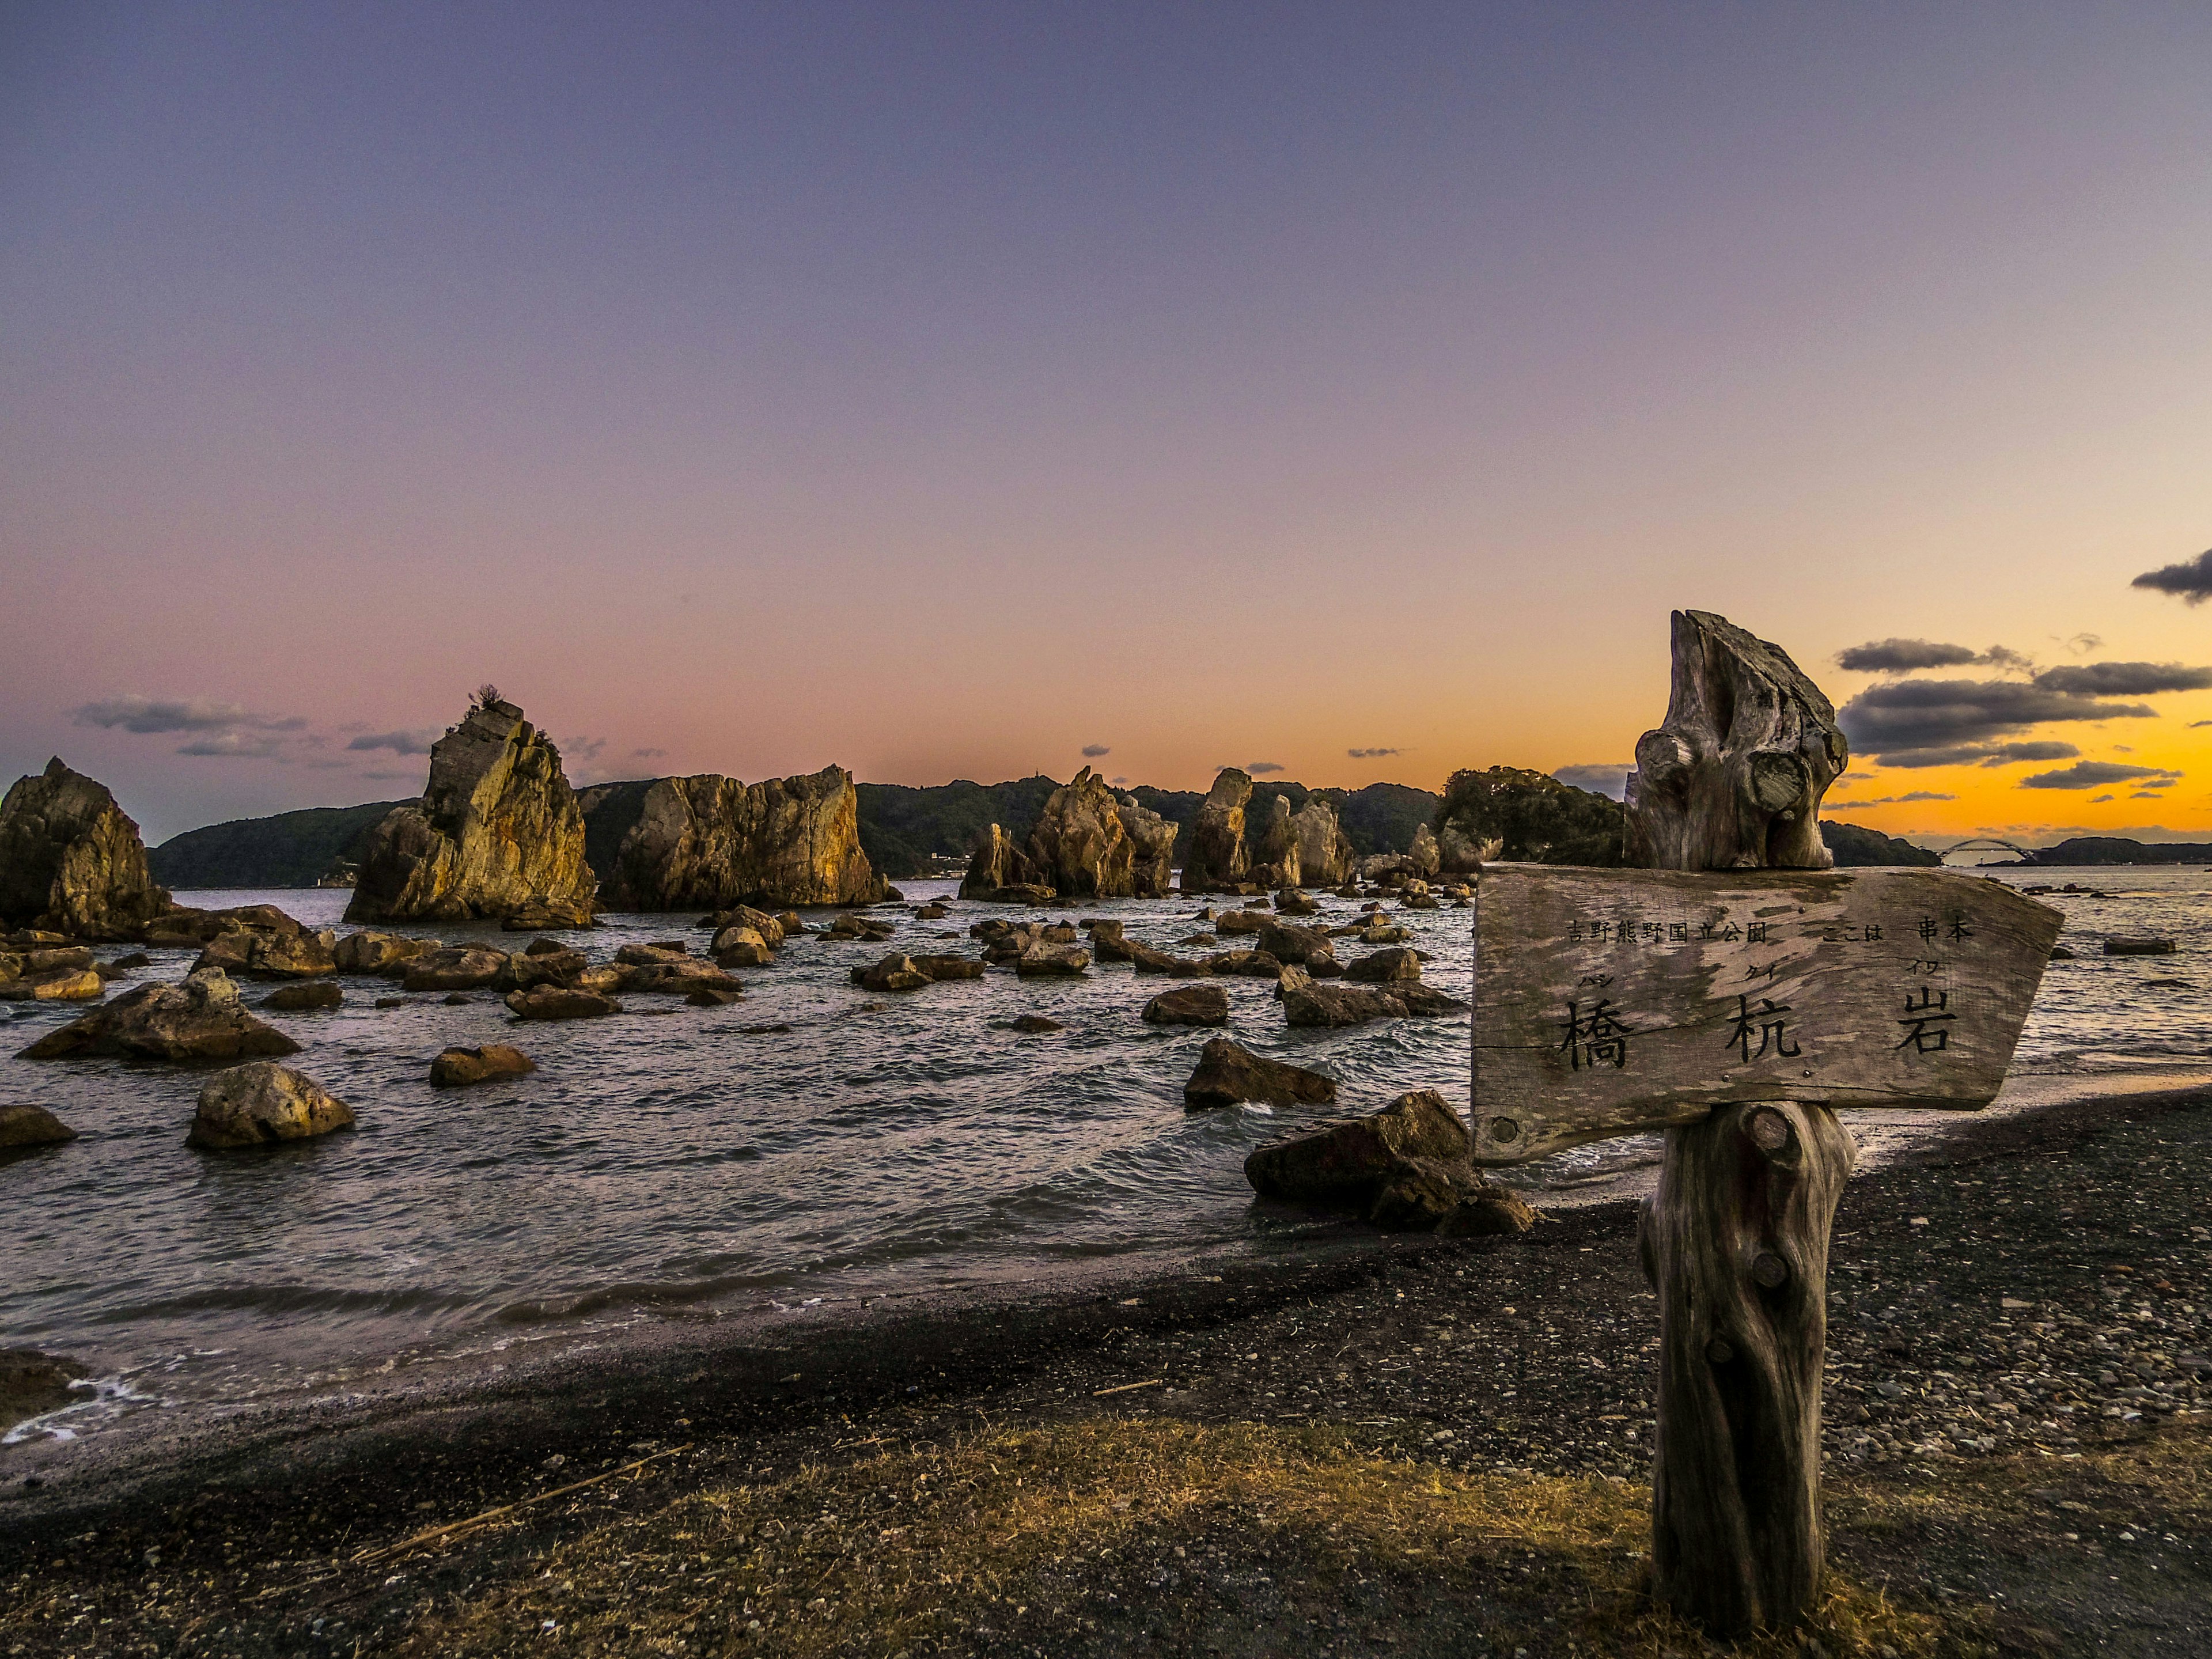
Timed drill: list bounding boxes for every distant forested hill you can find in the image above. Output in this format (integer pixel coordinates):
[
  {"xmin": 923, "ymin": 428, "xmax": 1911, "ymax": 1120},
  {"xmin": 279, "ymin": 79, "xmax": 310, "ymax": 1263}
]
[
  {"xmin": 2024, "ymin": 836, "xmax": 2212, "ymax": 866},
  {"xmin": 141, "ymin": 773, "xmax": 1455, "ymax": 887},
  {"xmin": 1819, "ymin": 820, "xmax": 1943, "ymax": 868},
  {"xmin": 148, "ymin": 800, "xmax": 407, "ymax": 889}
]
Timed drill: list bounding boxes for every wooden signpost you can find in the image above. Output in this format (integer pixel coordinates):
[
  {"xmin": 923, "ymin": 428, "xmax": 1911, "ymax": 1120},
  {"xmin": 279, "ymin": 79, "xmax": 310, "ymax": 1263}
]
[{"xmin": 1468, "ymin": 611, "xmax": 2063, "ymax": 1637}]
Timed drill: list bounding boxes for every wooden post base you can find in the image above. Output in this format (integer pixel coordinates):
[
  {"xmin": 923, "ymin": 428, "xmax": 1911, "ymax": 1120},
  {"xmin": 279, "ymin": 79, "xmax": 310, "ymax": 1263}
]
[{"xmin": 1638, "ymin": 1101, "xmax": 1857, "ymax": 1636}]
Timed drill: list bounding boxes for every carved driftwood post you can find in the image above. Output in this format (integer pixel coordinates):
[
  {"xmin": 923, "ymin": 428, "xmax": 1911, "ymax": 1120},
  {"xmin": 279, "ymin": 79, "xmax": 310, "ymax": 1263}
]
[{"xmin": 1627, "ymin": 610, "xmax": 1853, "ymax": 1636}]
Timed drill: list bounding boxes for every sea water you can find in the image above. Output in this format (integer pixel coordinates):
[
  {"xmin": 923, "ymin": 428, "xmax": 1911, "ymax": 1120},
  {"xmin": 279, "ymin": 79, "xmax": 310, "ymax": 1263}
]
[{"xmin": 3, "ymin": 865, "xmax": 2205, "ymax": 1447}]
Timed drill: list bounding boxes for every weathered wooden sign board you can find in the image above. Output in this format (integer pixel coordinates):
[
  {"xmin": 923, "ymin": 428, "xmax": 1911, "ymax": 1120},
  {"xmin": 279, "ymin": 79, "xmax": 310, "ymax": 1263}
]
[{"xmin": 1469, "ymin": 863, "xmax": 2063, "ymax": 1165}]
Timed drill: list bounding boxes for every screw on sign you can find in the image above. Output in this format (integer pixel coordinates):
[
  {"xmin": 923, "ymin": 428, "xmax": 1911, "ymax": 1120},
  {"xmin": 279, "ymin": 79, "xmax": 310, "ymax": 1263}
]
[{"xmin": 1471, "ymin": 611, "xmax": 2062, "ymax": 1638}]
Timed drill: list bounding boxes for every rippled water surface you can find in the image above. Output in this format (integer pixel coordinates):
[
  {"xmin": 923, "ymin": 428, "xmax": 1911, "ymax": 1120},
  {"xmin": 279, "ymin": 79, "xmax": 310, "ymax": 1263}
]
[{"xmin": 3, "ymin": 864, "xmax": 2206, "ymax": 1444}]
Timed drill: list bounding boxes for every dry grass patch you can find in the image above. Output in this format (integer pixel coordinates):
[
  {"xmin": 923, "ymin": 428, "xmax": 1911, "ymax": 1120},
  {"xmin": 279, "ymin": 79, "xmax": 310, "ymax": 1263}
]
[{"xmin": 392, "ymin": 1417, "xmax": 1965, "ymax": 1658}]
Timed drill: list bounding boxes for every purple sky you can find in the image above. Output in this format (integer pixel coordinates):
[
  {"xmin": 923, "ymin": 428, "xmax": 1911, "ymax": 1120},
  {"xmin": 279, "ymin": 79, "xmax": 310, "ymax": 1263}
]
[{"xmin": 6, "ymin": 3, "xmax": 2211, "ymax": 842}]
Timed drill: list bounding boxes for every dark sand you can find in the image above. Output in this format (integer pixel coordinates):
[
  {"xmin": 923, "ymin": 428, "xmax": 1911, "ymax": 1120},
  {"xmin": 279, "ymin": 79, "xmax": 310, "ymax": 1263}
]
[{"xmin": 3, "ymin": 1085, "xmax": 2208, "ymax": 1657}]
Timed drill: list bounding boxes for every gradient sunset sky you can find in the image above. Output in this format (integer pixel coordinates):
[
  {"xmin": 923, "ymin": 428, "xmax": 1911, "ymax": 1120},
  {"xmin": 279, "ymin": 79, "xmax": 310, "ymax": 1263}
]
[{"xmin": 5, "ymin": 3, "xmax": 2210, "ymax": 844}]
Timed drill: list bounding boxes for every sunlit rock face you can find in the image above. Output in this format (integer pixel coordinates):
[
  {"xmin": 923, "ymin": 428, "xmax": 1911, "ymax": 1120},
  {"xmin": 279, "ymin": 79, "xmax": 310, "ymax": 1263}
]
[
  {"xmin": 0, "ymin": 759, "xmax": 171, "ymax": 941},
  {"xmin": 346, "ymin": 699, "xmax": 596, "ymax": 925},
  {"xmin": 1181, "ymin": 768, "xmax": 1253, "ymax": 893},
  {"xmin": 1117, "ymin": 794, "xmax": 1178, "ymax": 898},
  {"xmin": 596, "ymin": 765, "xmax": 884, "ymax": 911},
  {"xmin": 1290, "ymin": 792, "xmax": 1357, "ymax": 889},
  {"xmin": 1022, "ymin": 768, "xmax": 1138, "ymax": 900}
]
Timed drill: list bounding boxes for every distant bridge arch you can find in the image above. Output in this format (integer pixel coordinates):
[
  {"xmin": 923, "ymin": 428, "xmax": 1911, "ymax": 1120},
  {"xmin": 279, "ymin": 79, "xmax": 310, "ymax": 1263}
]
[{"xmin": 1939, "ymin": 837, "xmax": 2033, "ymax": 863}]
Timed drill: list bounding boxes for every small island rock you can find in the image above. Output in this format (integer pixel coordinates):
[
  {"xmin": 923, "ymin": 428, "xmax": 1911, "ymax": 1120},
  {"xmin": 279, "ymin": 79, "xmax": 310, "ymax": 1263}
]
[{"xmin": 188, "ymin": 1062, "xmax": 354, "ymax": 1149}]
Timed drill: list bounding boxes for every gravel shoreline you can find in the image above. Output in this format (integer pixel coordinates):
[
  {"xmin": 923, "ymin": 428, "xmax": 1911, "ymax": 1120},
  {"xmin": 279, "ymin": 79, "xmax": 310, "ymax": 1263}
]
[{"xmin": 3, "ymin": 1082, "xmax": 2209, "ymax": 1655}]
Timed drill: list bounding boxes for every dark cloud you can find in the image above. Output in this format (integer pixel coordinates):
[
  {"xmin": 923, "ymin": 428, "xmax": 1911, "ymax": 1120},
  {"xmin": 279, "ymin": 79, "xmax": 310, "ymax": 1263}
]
[
  {"xmin": 2131, "ymin": 548, "xmax": 2212, "ymax": 604},
  {"xmin": 1834, "ymin": 639, "xmax": 1980, "ymax": 673},
  {"xmin": 563, "ymin": 736, "xmax": 608, "ymax": 762},
  {"xmin": 1246, "ymin": 761, "xmax": 1286, "ymax": 775},
  {"xmin": 2018, "ymin": 761, "xmax": 2182, "ymax": 791},
  {"xmin": 2090, "ymin": 794, "xmax": 2115, "ymax": 803},
  {"xmin": 346, "ymin": 728, "xmax": 441, "ymax": 755},
  {"xmin": 1552, "ymin": 763, "xmax": 1632, "ymax": 801},
  {"xmin": 2132, "ymin": 790, "xmax": 2167, "ymax": 799},
  {"xmin": 1347, "ymin": 747, "xmax": 1404, "ymax": 759},
  {"xmin": 2066, "ymin": 632, "xmax": 2103, "ymax": 654},
  {"xmin": 1977, "ymin": 741, "xmax": 2081, "ymax": 766},
  {"xmin": 175, "ymin": 732, "xmax": 291, "ymax": 760},
  {"xmin": 1826, "ymin": 791, "xmax": 1956, "ymax": 806},
  {"xmin": 1110, "ymin": 776, "xmax": 1130, "ymax": 787},
  {"xmin": 1838, "ymin": 677, "xmax": 2156, "ymax": 764},
  {"xmin": 74, "ymin": 695, "xmax": 304, "ymax": 735},
  {"xmin": 634, "ymin": 747, "xmax": 668, "ymax": 759},
  {"xmin": 2031, "ymin": 661, "xmax": 2212, "ymax": 696},
  {"xmin": 1081, "ymin": 744, "xmax": 1111, "ymax": 758}
]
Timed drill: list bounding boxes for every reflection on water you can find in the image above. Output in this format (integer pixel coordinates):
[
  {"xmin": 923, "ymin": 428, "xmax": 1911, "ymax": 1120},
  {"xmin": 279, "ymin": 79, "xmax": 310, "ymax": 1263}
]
[{"xmin": 2, "ymin": 863, "xmax": 2203, "ymax": 1441}]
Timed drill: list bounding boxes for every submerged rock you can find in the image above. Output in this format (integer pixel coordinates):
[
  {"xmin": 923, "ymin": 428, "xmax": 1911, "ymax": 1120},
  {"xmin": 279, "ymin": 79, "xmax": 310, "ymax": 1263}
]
[
  {"xmin": 188, "ymin": 1062, "xmax": 354, "ymax": 1148},
  {"xmin": 593, "ymin": 766, "xmax": 884, "ymax": 910},
  {"xmin": 1002, "ymin": 1014, "xmax": 1063, "ymax": 1033},
  {"xmin": 505, "ymin": 984, "xmax": 621, "ymax": 1020},
  {"xmin": 1181, "ymin": 1037, "xmax": 1336, "ymax": 1109},
  {"xmin": 1277, "ymin": 966, "xmax": 1407, "ymax": 1028},
  {"xmin": 0, "ymin": 1104, "xmax": 77, "ymax": 1153},
  {"xmin": 402, "ymin": 947, "xmax": 511, "ymax": 993},
  {"xmin": 2105, "ymin": 937, "xmax": 2177, "ymax": 956},
  {"xmin": 0, "ymin": 759, "xmax": 171, "ymax": 942},
  {"xmin": 263, "ymin": 980, "xmax": 343, "ymax": 1012},
  {"xmin": 1245, "ymin": 1088, "xmax": 1529, "ymax": 1232},
  {"xmin": 348, "ymin": 697, "xmax": 597, "ymax": 925},
  {"xmin": 853, "ymin": 953, "xmax": 931, "ymax": 993},
  {"xmin": 430, "ymin": 1044, "xmax": 537, "ymax": 1087},
  {"xmin": 1, "ymin": 1349, "xmax": 87, "ymax": 1429},
  {"xmin": 20, "ymin": 968, "xmax": 300, "ymax": 1062},
  {"xmin": 1142, "ymin": 985, "xmax": 1230, "ymax": 1027}
]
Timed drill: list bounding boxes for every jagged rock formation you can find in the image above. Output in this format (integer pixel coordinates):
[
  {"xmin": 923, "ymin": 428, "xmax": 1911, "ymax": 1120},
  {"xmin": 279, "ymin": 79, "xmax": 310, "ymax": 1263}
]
[
  {"xmin": 593, "ymin": 766, "xmax": 884, "ymax": 911},
  {"xmin": 347, "ymin": 699, "xmax": 596, "ymax": 924},
  {"xmin": 959, "ymin": 823, "xmax": 1053, "ymax": 902},
  {"xmin": 19, "ymin": 968, "xmax": 301, "ymax": 1062},
  {"xmin": 1118, "ymin": 795, "xmax": 1178, "ymax": 897},
  {"xmin": 1252, "ymin": 795, "xmax": 1300, "ymax": 888},
  {"xmin": 1408, "ymin": 824, "xmax": 1440, "ymax": 875},
  {"xmin": 1625, "ymin": 609, "xmax": 1848, "ymax": 870},
  {"xmin": 1435, "ymin": 766, "xmax": 1624, "ymax": 870},
  {"xmin": 1291, "ymin": 793, "xmax": 1356, "ymax": 888},
  {"xmin": 1183, "ymin": 769, "xmax": 1253, "ymax": 892},
  {"xmin": 0, "ymin": 760, "xmax": 170, "ymax": 941},
  {"xmin": 1022, "ymin": 768, "xmax": 1135, "ymax": 899}
]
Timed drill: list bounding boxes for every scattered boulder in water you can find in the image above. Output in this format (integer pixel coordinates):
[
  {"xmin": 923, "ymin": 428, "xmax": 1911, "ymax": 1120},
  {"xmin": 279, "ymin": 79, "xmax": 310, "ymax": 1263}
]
[
  {"xmin": 430, "ymin": 1044, "xmax": 537, "ymax": 1087},
  {"xmin": 1274, "ymin": 888, "xmax": 1320, "ymax": 917},
  {"xmin": 501, "ymin": 946, "xmax": 588, "ymax": 991},
  {"xmin": 2104, "ymin": 937, "xmax": 2177, "ymax": 956},
  {"xmin": 1395, "ymin": 982, "xmax": 1467, "ymax": 1016},
  {"xmin": 713, "ymin": 926, "xmax": 774, "ymax": 968},
  {"xmin": 1088, "ymin": 919, "xmax": 1134, "ymax": 962},
  {"xmin": 853, "ymin": 953, "xmax": 931, "ymax": 993},
  {"xmin": 1015, "ymin": 942, "xmax": 1089, "ymax": 978},
  {"xmin": 196, "ymin": 926, "xmax": 338, "ymax": 980},
  {"xmin": 347, "ymin": 696, "xmax": 597, "ymax": 926},
  {"xmin": 1245, "ymin": 1088, "xmax": 1531, "ymax": 1233},
  {"xmin": 188, "ymin": 1062, "xmax": 353, "ymax": 1148},
  {"xmin": 1002, "ymin": 1014, "xmax": 1062, "ymax": 1034},
  {"xmin": 1278, "ymin": 966, "xmax": 1407, "ymax": 1028},
  {"xmin": 264, "ymin": 981, "xmax": 342, "ymax": 1012},
  {"xmin": 1215, "ymin": 911, "xmax": 1268, "ymax": 937},
  {"xmin": 687, "ymin": 987, "xmax": 745, "ymax": 1006},
  {"xmin": 1127, "ymin": 940, "xmax": 1185, "ymax": 974},
  {"xmin": 908, "ymin": 953, "xmax": 986, "ymax": 982},
  {"xmin": 505, "ymin": 984, "xmax": 621, "ymax": 1020},
  {"xmin": 616, "ymin": 956, "xmax": 740, "ymax": 995},
  {"xmin": 20, "ymin": 968, "xmax": 300, "ymax": 1062},
  {"xmin": 1181, "ymin": 1037, "xmax": 1335, "ymax": 1109},
  {"xmin": 1344, "ymin": 946, "xmax": 1424, "ymax": 983},
  {"xmin": 0, "ymin": 965, "xmax": 104, "ymax": 1002},
  {"xmin": 0, "ymin": 1104, "xmax": 77, "ymax": 1153},
  {"xmin": 403, "ymin": 947, "xmax": 511, "ymax": 993},
  {"xmin": 1358, "ymin": 923, "xmax": 1411, "ymax": 945},
  {"xmin": 0, "ymin": 759, "xmax": 171, "ymax": 941},
  {"xmin": 825, "ymin": 913, "xmax": 897, "ymax": 943},
  {"xmin": 1142, "ymin": 985, "xmax": 1230, "ymax": 1027},
  {"xmin": 1256, "ymin": 921, "xmax": 1336, "ymax": 969},
  {"xmin": 916, "ymin": 902, "xmax": 949, "ymax": 919},
  {"xmin": 334, "ymin": 931, "xmax": 437, "ymax": 975}
]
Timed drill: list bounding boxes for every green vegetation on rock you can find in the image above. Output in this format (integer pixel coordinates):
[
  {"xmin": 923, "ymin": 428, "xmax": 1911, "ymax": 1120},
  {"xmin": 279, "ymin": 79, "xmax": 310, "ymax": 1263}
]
[
  {"xmin": 1435, "ymin": 767, "xmax": 1626, "ymax": 866},
  {"xmin": 1819, "ymin": 820, "xmax": 1943, "ymax": 868}
]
